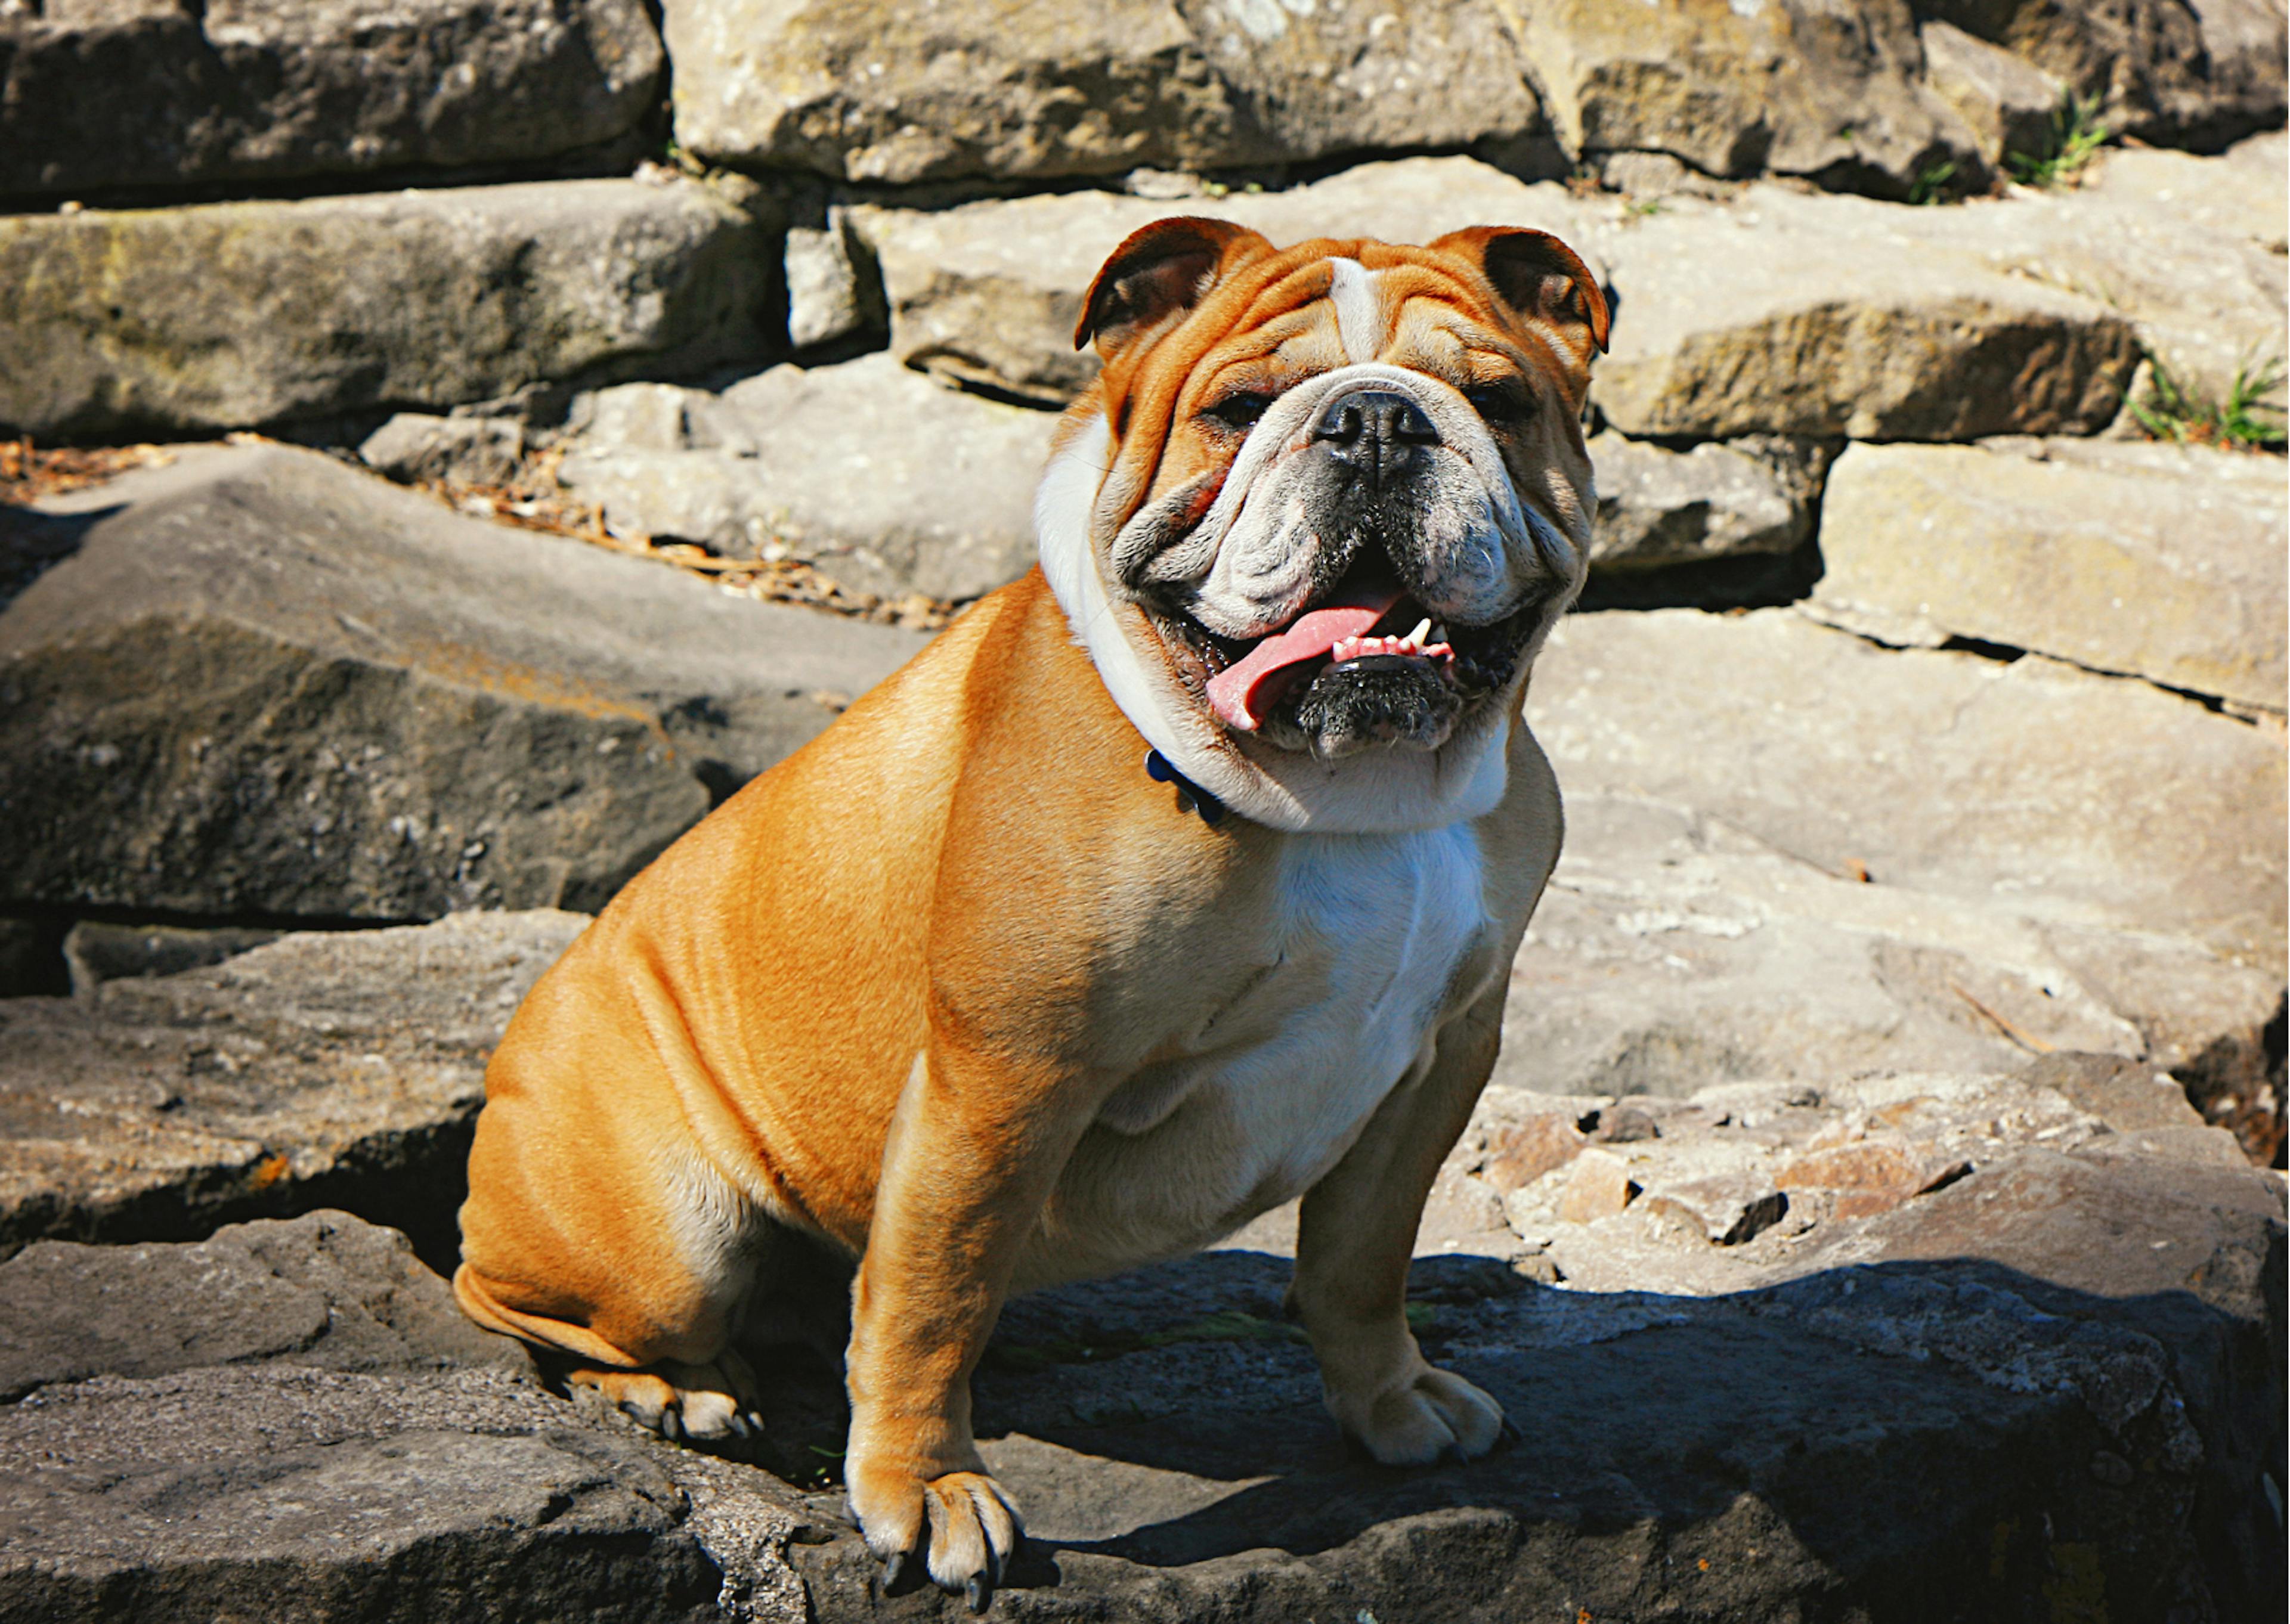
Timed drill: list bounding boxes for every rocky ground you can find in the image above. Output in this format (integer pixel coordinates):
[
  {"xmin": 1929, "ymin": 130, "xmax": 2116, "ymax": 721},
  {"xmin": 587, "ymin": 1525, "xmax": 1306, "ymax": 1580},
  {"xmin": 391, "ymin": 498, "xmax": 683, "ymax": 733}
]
[{"xmin": 2, "ymin": 2, "xmax": 2285, "ymax": 1620}]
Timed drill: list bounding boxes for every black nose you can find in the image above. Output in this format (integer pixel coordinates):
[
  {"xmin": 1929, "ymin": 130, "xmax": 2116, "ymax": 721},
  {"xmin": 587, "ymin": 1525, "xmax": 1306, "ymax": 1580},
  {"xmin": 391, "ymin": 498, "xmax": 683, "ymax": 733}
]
[{"xmin": 1310, "ymin": 389, "xmax": 1439, "ymax": 489}]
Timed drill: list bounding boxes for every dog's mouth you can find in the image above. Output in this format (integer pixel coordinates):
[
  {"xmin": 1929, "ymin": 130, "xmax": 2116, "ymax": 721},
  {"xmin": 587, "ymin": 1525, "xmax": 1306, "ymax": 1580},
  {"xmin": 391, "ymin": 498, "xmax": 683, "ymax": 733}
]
[{"xmin": 1146, "ymin": 557, "xmax": 1544, "ymax": 747}]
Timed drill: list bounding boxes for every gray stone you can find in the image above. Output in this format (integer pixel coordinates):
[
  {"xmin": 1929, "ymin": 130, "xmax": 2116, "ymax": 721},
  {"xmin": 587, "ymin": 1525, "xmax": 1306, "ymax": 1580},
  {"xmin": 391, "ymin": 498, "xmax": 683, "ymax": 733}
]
[
  {"xmin": 784, "ymin": 209, "xmax": 886, "ymax": 354},
  {"xmin": 555, "ymin": 354, "xmax": 1057, "ymax": 600},
  {"xmin": 661, "ymin": 0, "xmax": 1543, "ymax": 186},
  {"xmin": 855, "ymin": 142, "xmax": 2274, "ymax": 437},
  {"xmin": 2085, "ymin": 128, "xmax": 2289, "ymax": 255},
  {"xmin": 61, "ymin": 921, "xmax": 282, "ymax": 997},
  {"xmin": 0, "ymin": 1212, "xmax": 810, "ymax": 1624},
  {"xmin": 2, "ymin": 1132, "xmax": 2281, "ymax": 1619},
  {"xmin": 0, "ymin": 444, "xmax": 930, "ymax": 922},
  {"xmin": 1808, "ymin": 437, "xmax": 2288, "ymax": 713},
  {"xmin": 0, "ymin": 0, "xmax": 663, "ymax": 200},
  {"xmin": 1930, "ymin": 146, "xmax": 2290, "ymax": 419},
  {"xmin": 1591, "ymin": 182, "xmax": 2142, "ymax": 439},
  {"xmin": 1586, "ymin": 432, "xmax": 1830, "ymax": 572},
  {"xmin": 1537, "ymin": 608, "xmax": 2286, "ymax": 969},
  {"xmin": 1490, "ymin": 609, "xmax": 2285, "ymax": 1102},
  {"xmin": 359, "ymin": 413, "xmax": 527, "ymax": 488},
  {"xmin": 1502, "ymin": 0, "xmax": 1984, "ymax": 195},
  {"xmin": 1918, "ymin": 17, "xmax": 2063, "ymax": 168},
  {"xmin": 0, "ymin": 1210, "xmax": 525, "ymax": 1399},
  {"xmin": 853, "ymin": 156, "xmax": 1593, "ymax": 405},
  {"xmin": 0, "ymin": 174, "xmax": 778, "ymax": 440},
  {"xmin": 0, "ymin": 910, "xmax": 586, "ymax": 1266},
  {"xmin": 1168, "ymin": 0, "xmax": 1549, "ymax": 171},
  {"xmin": 1916, "ymin": 0, "xmax": 2288, "ymax": 151}
]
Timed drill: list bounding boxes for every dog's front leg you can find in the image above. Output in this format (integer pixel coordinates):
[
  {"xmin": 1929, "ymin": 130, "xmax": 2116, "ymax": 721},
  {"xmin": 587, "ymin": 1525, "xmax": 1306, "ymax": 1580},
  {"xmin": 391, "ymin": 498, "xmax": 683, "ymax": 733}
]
[
  {"xmin": 841, "ymin": 1042, "xmax": 1084, "ymax": 1610},
  {"xmin": 1288, "ymin": 981, "xmax": 1513, "ymax": 1465}
]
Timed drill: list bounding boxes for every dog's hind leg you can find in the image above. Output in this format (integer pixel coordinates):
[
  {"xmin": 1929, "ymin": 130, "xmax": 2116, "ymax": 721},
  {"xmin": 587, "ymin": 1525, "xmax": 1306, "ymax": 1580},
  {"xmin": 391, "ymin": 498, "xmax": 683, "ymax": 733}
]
[{"xmin": 455, "ymin": 988, "xmax": 785, "ymax": 1444}]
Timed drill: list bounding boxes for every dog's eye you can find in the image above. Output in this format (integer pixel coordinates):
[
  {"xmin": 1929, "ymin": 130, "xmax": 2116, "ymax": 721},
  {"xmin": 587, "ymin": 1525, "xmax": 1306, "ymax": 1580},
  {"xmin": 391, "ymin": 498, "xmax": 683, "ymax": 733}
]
[
  {"xmin": 1463, "ymin": 382, "xmax": 1534, "ymax": 424},
  {"xmin": 1203, "ymin": 393, "xmax": 1274, "ymax": 432}
]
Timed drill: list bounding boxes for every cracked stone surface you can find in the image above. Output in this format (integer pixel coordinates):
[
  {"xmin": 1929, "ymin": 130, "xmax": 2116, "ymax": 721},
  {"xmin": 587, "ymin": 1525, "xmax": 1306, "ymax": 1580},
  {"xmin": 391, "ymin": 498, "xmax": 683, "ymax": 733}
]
[
  {"xmin": 2, "ymin": 1076, "xmax": 2282, "ymax": 1622},
  {"xmin": 0, "ymin": 444, "xmax": 928, "ymax": 922},
  {"xmin": 1500, "ymin": 609, "xmax": 2284, "ymax": 1106},
  {"xmin": 0, "ymin": 911, "xmax": 588, "ymax": 1269}
]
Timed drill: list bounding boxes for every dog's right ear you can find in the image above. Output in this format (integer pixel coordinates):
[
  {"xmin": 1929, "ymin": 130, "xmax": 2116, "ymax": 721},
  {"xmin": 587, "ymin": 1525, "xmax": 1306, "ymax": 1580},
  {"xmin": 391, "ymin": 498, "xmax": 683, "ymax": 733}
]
[{"xmin": 1075, "ymin": 217, "xmax": 1275, "ymax": 361}]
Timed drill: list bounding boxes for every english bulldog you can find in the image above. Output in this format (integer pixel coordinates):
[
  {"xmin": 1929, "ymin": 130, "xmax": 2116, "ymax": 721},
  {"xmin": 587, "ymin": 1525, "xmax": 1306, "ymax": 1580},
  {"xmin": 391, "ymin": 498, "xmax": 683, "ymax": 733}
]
[{"xmin": 455, "ymin": 216, "xmax": 1608, "ymax": 1609}]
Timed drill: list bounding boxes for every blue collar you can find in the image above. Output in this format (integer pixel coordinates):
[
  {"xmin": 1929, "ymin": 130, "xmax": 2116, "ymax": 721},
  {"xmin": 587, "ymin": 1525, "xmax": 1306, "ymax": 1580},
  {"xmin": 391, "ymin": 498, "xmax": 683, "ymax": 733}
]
[{"xmin": 1144, "ymin": 749, "xmax": 1226, "ymax": 826}]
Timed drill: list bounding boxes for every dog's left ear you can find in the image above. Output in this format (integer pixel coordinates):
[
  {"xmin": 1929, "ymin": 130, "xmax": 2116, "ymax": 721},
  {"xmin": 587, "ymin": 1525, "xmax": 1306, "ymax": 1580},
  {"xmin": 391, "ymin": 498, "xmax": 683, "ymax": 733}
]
[
  {"xmin": 1076, "ymin": 216, "xmax": 1276, "ymax": 361},
  {"xmin": 1431, "ymin": 226, "xmax": 1611, "ymax": 362}
]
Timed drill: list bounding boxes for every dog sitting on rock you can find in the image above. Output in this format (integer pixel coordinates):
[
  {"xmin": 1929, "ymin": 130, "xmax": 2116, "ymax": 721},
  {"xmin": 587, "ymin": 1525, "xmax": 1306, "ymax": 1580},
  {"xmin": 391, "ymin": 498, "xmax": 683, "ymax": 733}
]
[{"xmin": 455, "ymin": 216, "xmax": 1608, "ymax": 1608}]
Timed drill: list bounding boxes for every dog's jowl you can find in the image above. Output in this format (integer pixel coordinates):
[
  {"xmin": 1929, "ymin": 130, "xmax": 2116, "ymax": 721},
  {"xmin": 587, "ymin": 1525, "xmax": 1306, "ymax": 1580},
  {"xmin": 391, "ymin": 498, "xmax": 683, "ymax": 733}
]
[{"xmin": 454, "ymin": 219, "xmax": 1609, "ymax": 1608}]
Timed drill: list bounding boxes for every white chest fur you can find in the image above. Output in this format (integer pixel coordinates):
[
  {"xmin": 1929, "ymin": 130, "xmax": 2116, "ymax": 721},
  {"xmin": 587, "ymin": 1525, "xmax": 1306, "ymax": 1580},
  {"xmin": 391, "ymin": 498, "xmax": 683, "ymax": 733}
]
[{"xmin": 1038, "ymin": 820, "xmax": 1496, "ymax": 1281}]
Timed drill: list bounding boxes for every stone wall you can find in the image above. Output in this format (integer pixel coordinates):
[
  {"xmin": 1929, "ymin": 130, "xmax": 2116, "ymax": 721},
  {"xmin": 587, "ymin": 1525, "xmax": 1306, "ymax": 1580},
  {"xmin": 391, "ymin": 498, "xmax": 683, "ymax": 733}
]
[{"xmin": 1, "ymin": 7, "xmax": 2283, "ymax": 1621}]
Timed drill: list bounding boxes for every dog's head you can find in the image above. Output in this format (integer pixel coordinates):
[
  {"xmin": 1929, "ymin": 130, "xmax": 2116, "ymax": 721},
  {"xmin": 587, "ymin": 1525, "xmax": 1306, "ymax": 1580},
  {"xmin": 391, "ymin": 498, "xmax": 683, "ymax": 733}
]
[{"xmin": 1036, "ymin": 219, "xmax": 1607, "ymax": 833}]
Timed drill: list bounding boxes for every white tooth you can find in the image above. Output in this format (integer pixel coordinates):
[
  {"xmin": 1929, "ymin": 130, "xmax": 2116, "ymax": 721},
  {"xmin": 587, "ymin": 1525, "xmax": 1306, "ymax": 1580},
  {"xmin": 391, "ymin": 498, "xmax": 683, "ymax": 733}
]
[{"xmin": 1406, "ymin": 618, "xmax": 1432, "ymax": 646}]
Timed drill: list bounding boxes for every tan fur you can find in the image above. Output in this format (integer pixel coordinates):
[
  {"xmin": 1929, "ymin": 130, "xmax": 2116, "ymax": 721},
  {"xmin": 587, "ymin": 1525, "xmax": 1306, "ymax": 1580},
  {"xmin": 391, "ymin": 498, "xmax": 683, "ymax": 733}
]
[{"xmin": 457, "ymin": 224, "xmax": 1604, "ymax": 1598}]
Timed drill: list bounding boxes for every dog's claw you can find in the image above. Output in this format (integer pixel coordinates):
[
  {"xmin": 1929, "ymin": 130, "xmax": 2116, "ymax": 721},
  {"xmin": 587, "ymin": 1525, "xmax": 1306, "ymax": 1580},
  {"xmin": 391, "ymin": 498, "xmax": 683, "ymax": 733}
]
[
  {"xmin": 1500, "ymin": 1415, "xmax": 1524, "ymax": 1448},
  {"xmin": 966, "ymin": 1575, "xmax": 992, "ymax": 1613},
  {"xmin": 881, "ymin": 1551, "xmax": 908, "ymax": 1592}
]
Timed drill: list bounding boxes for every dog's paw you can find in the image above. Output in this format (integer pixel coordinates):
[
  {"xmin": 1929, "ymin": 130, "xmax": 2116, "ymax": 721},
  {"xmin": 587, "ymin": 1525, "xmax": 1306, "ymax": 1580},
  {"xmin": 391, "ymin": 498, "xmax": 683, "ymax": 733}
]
[
  {"xmin": 846, "ymin": 1460, "xmax": 1023, "ymax": 1613},
  {"xmin": 1329, "ymin": 1363, "xmax": 1506, "ymax": 1465},
  {"xmin": 568, "ymin": 1351, "xmax": 763, "ymax": 1443}
]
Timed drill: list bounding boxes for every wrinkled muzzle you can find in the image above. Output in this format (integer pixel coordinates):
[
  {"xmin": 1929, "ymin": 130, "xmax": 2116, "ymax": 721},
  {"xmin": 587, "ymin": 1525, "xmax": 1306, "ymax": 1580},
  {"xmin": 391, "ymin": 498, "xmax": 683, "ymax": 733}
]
[{"xmin": 1107, "ymin": 362, "xmax": 1586, "ymax": 760}]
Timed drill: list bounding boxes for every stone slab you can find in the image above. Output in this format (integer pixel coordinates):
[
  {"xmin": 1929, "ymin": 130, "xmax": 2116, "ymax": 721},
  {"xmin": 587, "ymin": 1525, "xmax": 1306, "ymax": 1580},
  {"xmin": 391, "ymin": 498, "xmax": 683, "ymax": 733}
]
[
  {"xmin": 1523, "ymin": 609, "xmax": 2286, "ymax": 974},
  {"xmin": 1491, "ymin": 787, "xmax": 2282, "ymax": 1102},
  {"xmin": 661, "ymin": 0, "xmax": 1543, "ymax": 185},
  {"xmin": 0, "ymin": 1211, "xmax": 809, "ymax": 1624},
  {"xmin": 0, "ymin": 910, "xmax": 586, "ymax": 1267},
  {"xmin": 1923, "ymin": 0, "xmax": 2287, "ymax": 152},
  {"xmin": 1503, "ymin": 0, "xmax": 1983, "ymax": 195},
  {"xmin": 0, "ymin": 0, "xmax": 663, "ymax": 201},
  {"xmin": 1587, "ymin": 432, "xmax": 1830, "ymax": 573},
  {"xmin": 555, "ymin": 354, "xmax": 1058, "ymax": 600},
  {"xmin": 1590, "ymin": 182, "xmax": 2142, "ymax": 440},
  {"xmin": 0, "ymin": 174, "xmax": 778, "ymax": 440},
  {"xmin": 852, "ymin": 156, "xmax": 1597, "ymax": 406},
  {"xmin": 0, "ymin": 1084, "xmax": 2280, "ymax": 1619},
  {"xmin": 851, "ymin": 148, "xmax": 2279, "ymax": 444},
  {"xmin": 0, "ymin": 444, "xmax": 930, "ymax": 921},
  {"xmin": 1809, "ymin": 437, "xmax": 2288, "ymax": 712}
]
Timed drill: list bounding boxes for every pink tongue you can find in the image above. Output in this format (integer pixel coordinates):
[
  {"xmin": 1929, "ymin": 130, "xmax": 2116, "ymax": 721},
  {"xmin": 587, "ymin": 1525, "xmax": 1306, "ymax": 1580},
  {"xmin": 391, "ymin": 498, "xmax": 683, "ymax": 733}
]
[{"xmin": 1205, "ymin": 582, "xmax": 1407, "ymax": 731}]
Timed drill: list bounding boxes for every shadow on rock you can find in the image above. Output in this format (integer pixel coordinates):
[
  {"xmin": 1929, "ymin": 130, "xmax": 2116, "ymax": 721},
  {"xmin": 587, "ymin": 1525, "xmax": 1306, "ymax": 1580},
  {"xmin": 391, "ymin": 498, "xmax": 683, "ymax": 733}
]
[{"xmin": 779, "ymin": 1241, "xmax": 2285, "ymax": 1624}]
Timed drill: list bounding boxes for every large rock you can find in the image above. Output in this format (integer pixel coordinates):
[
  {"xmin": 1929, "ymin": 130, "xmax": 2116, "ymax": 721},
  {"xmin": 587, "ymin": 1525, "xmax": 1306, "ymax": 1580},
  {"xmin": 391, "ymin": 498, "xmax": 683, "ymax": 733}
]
[
  {"xmin": 553, "ymin": 355, "xmax": 1059, "ymax": 600},
  {"xmin": 1809, "ymin": 438, "xmax": 2288, "ymax": 714},
  {"xmin": 852, "ymin": 145, "xmax": 2279, "ymax": 437},
  {"xmin": 1918, "ymin": 17, "xmax": 2063, "ymax": 168},
  {"xmin": 0, "ymin": 444, "xmax": 930, "ymax": 922},
  {"xmin": 1522, "ymin": 609, "xmax": 2284, "ymax": 975},
  {"xmin": 1915, "ymin": 0, "xmax": 2288, "ymax": 151},
  {"xmin": 660, "ymin": 0, "xmax": 1544, "ymax": 186},
  {"xmin": 0, "ymin": 174, "xmax": 778, "ymax": 440},
  {"xmin": 1531, "ymin": 531, "xmax": 2286, "ymax": 1109},
  {"xmin": 0, "ymin": 912, "xmax": 584, "ymax": 1267},
  {"xmin": 1494, "ymin": 787, "xmax": 2282, "ymax": 1101},
  {"xmin": 0, "ymin": 0, "xmax": 663, "ymax": 202},
  {"xmin": 1586, "ymin": 432, "xmax": 1831, "ymax": 574},
  {"xmin": 4, "ymin": 1106, "xmax": 2280, "ymax": 1621},
  {"xmin": 0, "ymin": 1210, "xmax": 810, "ymax": 1624},
  {"xmin": 853, "ymin": 156, "xmax": 1595, "ymax": 405},
  {"xmin": 1502, "ymin": 0, "xmax": 1984, "ymax": 196},
  {"xmin": 1925, "ymin": 138, "xmax": 2290, "ymax": 415},
  {"xmin": 1590, "ymin": 182, "xmax": 2142, "ymax": 439},
  {"xmin": 2085, "ymin": 128, "xmax": 2289, "ymax": 255}
]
